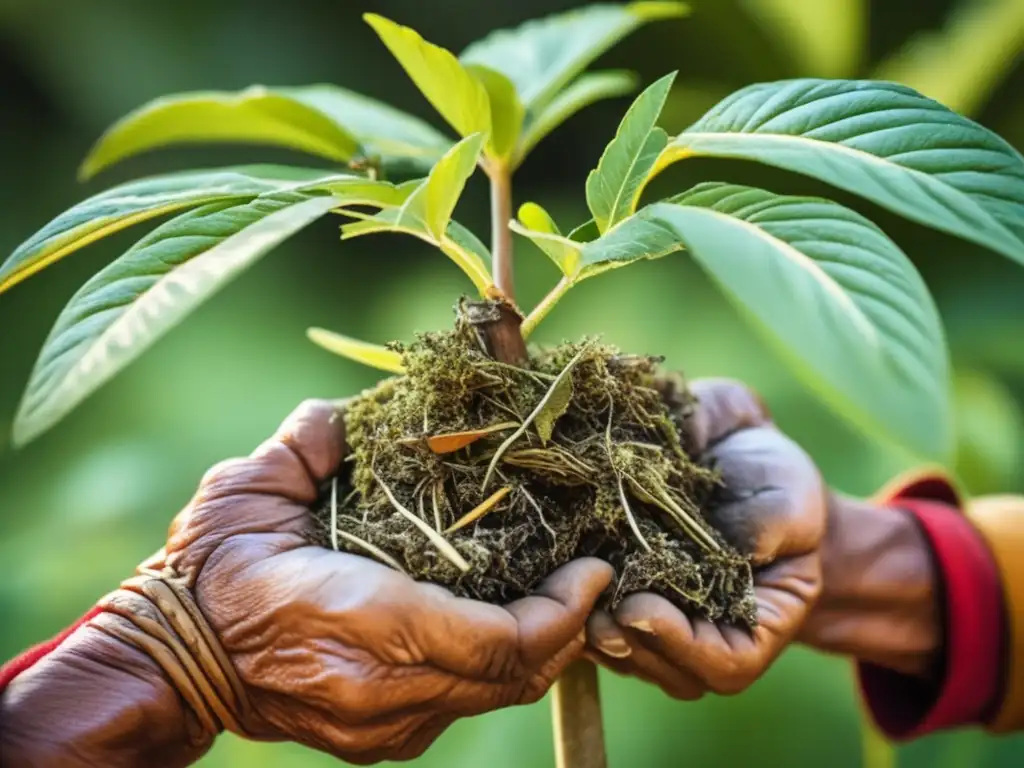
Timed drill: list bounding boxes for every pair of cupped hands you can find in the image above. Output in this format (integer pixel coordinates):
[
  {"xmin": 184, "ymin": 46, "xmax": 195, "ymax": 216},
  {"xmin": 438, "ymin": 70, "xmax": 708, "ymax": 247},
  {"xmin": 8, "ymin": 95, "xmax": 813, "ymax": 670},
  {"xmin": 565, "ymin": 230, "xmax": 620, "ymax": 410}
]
[{"xmin": 98, "ymin": 379, "xmax": 828, "ymax": 764}]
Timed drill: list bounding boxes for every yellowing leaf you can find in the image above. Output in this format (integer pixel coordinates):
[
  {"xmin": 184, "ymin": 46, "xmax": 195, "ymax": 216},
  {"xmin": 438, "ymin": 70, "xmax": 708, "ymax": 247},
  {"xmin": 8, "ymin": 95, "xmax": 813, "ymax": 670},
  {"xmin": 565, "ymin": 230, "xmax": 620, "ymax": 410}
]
[
  {"xmin": 426, "ymin": 421, "xmax": 519, "ymax": 454},
  {"xmin": 306, "ymin": 328, "xmax": 405, "ymax": 374},
  {"xmin": 365, "ymin": 13, "xmax": 491, "ymax": 141}
]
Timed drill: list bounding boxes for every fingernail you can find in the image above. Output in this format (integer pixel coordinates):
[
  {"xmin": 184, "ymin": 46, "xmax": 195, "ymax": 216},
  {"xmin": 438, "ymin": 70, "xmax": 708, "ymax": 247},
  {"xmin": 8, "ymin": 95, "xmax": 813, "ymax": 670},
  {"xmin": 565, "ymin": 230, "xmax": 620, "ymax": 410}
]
[
  {"xmin": 629, "ymin": 619, "xmax": 656, "ymax": 635},
  {"xmin": 597, "ymin": 638, "xmax": 632, "ymax": 658}
]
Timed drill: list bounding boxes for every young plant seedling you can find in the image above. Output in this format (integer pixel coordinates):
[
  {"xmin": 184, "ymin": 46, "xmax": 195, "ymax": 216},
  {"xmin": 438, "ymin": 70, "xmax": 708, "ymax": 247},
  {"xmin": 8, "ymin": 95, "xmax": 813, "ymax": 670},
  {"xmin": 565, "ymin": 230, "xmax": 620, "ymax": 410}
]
[{"xmin": 6, "ymin": 3, "xmax": 1024, "ymax": 766}]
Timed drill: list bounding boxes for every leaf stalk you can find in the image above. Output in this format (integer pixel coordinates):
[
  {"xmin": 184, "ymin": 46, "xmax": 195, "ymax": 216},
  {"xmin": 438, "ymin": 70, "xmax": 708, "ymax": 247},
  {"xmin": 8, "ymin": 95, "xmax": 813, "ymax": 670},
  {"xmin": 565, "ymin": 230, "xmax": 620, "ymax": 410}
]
[{"xmin": 523, "ymin": 275, "xmax": 572, "ymax": 337}]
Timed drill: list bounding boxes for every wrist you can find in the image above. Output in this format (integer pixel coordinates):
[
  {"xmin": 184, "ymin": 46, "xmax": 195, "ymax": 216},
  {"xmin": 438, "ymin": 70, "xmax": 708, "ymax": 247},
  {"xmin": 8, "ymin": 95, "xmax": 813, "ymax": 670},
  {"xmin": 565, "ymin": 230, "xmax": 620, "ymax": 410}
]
[
  {"xmin": 799, "ymin": 493, "xmax": 941, "ymax": 676},
  {"xmin": 0, "ymin": 616, "xmax": 213, "ymax": 768}
]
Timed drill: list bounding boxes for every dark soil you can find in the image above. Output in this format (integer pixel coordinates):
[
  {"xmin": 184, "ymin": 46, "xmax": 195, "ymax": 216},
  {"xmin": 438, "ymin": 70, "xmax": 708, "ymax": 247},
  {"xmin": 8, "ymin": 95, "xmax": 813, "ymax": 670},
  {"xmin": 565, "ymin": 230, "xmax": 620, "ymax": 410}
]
[{"xmin": 310, "ymin": 299, "xmax": 756, "ymax": 625}]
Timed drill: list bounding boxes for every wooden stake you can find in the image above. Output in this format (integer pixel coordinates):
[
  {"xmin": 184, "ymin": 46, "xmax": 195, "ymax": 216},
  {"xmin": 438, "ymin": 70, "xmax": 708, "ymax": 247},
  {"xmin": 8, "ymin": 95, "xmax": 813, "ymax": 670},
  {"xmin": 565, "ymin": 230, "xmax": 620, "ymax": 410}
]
[{"xmin": 553, "ymin": 659, "xmax": 607, "ymax": 768}]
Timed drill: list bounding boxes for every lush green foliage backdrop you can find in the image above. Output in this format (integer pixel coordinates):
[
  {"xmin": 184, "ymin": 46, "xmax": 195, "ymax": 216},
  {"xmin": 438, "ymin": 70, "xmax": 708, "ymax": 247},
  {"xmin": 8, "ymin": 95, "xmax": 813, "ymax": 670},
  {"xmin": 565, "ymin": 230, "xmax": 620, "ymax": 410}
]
[{"xmin": 2, "ymin": 1, "xmax": 1023, "ymax": 765}]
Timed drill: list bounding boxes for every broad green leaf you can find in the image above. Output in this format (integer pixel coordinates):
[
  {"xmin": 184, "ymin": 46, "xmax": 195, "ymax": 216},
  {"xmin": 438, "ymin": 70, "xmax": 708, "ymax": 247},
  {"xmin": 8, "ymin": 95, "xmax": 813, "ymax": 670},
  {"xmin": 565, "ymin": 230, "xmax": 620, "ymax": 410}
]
[
  {"xmin": 652, "ymin": 79, "xmax": 1024, "ymax": 265},
  {"xmin": 13, "ymin": 193, "xmax": 339, "ymax": 447},
  {"xmin": 460, "ymin": 2, "xmax": 689, "ymax": 111},
  {"xmin": 81, "ymin": 85, "xmax": 452, "ymax": 181},
  {"xmin": 81, "ymin": 87, "xmax": 357, "ymax": 179},
  {"xmin": 364, "ymin": 14, "xmax": 491, "ymax": 141},
  {"xmin": 517, "ymin": 71, "xmax": 638, "ymax": 164},
  {"xmin": 465, "ymin": 65, "xmax": 525, "ymax": 162},
  {"xmin": 0, "ymin": 165, "xmax": 347, "ymax": 295},
  {"xmin": 593, "ymin": 184, "xmax": 950, "ymax": 460},
  {"xmin": 306, "ymin": 328, "xmax": 406, "ymax": 374},
  {"xmin": 511, "ymin": 202, "xmax": 581, "ymax": 276},
  {"xmin": 277, "ymin": 84, "xmax": 452, "ymax": 170},
  {"xmin": 586, "ymin": 72, "xmax": 675, "ymax": 233}
]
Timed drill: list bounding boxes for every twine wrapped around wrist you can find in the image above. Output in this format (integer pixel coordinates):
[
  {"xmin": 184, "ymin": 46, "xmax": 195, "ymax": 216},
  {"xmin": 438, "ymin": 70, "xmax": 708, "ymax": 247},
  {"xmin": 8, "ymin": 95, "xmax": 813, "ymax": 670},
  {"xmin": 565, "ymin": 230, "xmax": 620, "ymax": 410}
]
[{"xmin": 92, "ymin": 563, "xmax": 251, "ymax": 740}]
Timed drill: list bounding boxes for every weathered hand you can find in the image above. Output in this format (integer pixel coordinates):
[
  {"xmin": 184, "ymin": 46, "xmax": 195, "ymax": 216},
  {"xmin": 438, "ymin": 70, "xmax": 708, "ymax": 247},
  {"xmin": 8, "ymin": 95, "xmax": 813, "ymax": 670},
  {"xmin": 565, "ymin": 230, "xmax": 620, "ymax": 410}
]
[
  {"xmin": 1, "ymin": 401, "xmax": 611, "ymax": 767},
  {"xmin": 158, "ymin": 399, "xmax": 613, "ymax": 763},
  {"xmin": 584, "ymin": 379, "xmax": 826, "ymax": 699}
]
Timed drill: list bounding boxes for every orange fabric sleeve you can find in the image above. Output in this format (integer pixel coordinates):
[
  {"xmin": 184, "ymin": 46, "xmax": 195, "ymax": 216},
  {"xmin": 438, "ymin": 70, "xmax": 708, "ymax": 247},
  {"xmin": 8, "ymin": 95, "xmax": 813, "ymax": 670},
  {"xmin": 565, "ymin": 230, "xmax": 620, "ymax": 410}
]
[
  {"xmin": 965, "ymin": 494, "xmax": 1024, "ymax": 734},
  {"xmin": 874, "ymin": 469, "xmax": 1024, "ymax": 733}
]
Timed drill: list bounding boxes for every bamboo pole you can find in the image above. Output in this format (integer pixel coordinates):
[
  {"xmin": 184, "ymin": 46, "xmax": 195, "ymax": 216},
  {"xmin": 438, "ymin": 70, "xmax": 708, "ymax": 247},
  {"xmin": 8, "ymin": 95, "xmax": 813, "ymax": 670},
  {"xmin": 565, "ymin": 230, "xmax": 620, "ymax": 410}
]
[{"xmin": 552, "ymin": 659, "xmax": 607, "ymax": 768}]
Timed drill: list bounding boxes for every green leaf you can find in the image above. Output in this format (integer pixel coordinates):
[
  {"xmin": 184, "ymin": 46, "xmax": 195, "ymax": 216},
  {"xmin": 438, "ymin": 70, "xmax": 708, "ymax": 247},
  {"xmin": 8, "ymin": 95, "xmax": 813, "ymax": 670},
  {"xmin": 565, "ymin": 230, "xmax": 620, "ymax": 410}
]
[
  {"xmin": 364, "ymin": 13, "xmax": 491, "ymax": 141},
  {"xmin": 576, "ymin": 204, "xmax": 684, "ymax": 280},
  {"xmin": 13, "ymin": 193, "xmax": 340, "ymax": 447},
  {"xmin": 460, "ymin": 2, "xmax": 689, "ymax": 111},
  {"xmin": 535, "ymin": 371, "xmax": 574, "ymax": 444},
  {"xmin": 277, "ymin": 84, "xmax": 452, "ymax": 171},
  {"xmin": 510, "ymin": 202, "xmax": 581, "ymax": 276},
  {"xmin": 339, "ymin": 135, "xmax": 491, "ymax": 293},
  {"xmin": 483, "ymin": 343, "xmax": 592, "ymax": 489},
  {"xmin": 465, "ymin": 65, "xmax": 525, "ymax": 162},
  {"xmin": 82, "ymin": 88, "xmax": 358, "ymax": 178},
  {"xmin": 343, "ymin": 209, "xmax": 491, "ymax": 295},
  {"xmin": 0, "ymin": 165, "xmax": 348, "ymax": 295},
  {"xmin": 517, "ymin": 71, "xmax": 638, "ymax": 164},
  {"xmin": 598, "ymin": 183, "xmax": 951, "ymax": 460},
  {"xmin": 81, "ymin": 85, "xmax": 452, "ymax": 181},
  {"xmin": 653, "ymin": 79, "xmax": 1024, "ymax": 265},
  {"xmin": 586, "ymin": 72, "xmax": 675, "ymax": 233},
  {"xmin": 423, "ymin": 134, "xmax": 486, "ymax": 238},
  {"xmin": 306, "ymin": 328, "xmax": 406, "ymax": 374}
]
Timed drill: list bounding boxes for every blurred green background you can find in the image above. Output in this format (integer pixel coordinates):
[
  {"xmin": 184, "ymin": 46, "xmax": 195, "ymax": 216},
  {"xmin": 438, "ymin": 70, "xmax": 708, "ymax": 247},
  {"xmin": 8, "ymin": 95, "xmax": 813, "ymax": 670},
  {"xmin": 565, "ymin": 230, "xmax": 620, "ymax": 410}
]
[{"xmin": 2, "ymin": 0, "xmax": 1024, "ymax": 765}]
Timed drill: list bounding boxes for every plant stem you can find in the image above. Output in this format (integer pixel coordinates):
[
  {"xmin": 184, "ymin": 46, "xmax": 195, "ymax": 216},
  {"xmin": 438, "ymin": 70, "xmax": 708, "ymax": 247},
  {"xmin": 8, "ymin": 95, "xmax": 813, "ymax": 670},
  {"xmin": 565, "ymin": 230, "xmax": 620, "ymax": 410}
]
[
  {"xmin": 489, "ymin": 164, "xmax": 515, "ymax": 301},
  {"xmin": 483, "ymin": 158, "xmax": 607, "ymax": 768},
  {"xmin": 522, "ymin": 276, "xmax": 571, "ymax": 338},
  {"xmin": 553, "ymin": 660, "xmax": 607, "ymax": 768}
]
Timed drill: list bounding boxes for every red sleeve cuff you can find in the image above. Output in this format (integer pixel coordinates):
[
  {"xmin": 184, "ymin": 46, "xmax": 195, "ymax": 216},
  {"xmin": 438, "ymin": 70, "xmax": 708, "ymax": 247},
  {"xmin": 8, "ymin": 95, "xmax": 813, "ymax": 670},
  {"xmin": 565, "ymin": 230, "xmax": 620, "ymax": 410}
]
[
  {"xmin": 858, "ymin": 479, "xmax": 1004, "ymax": 740},
  {"xmin": 0, "ymin": 605, "xmax": 104, "ymax": 693}
]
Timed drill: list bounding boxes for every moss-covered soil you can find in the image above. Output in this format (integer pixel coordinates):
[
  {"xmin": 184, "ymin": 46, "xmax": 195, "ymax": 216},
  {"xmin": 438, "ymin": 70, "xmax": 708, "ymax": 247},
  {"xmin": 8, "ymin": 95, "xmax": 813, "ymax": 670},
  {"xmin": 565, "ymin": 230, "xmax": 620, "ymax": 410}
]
[{"xmin": 311, "ymin": 300, "xmax": 756, "ymax": 625}]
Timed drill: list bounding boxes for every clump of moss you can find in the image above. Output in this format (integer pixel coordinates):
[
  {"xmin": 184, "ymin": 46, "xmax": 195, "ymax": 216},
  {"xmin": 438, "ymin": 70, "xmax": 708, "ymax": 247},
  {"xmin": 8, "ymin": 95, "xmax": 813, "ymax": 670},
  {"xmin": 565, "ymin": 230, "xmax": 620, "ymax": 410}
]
[{"xmin": 310, "ymin": 299, "xmax": 756, "ymax": 625}]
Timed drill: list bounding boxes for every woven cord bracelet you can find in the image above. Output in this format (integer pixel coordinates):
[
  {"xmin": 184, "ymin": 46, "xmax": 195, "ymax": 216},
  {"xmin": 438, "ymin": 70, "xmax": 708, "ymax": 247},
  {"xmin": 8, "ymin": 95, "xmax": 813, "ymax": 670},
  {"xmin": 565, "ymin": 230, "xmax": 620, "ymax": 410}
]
[{"xmin": 93, "ymin": 566, "xmax": 251, "ymax": 739}]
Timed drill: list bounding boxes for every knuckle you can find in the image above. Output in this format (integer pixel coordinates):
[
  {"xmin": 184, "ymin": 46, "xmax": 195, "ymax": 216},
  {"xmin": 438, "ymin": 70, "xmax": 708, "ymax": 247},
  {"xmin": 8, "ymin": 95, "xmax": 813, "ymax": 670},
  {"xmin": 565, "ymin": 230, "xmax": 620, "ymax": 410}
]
[
  {"xmin": 710, "ymin": 658, "xmax": 758, "ymax": 696},
  {"xmin": 199, "ymin": 457, "xmax": 247, "ymax": 493}
]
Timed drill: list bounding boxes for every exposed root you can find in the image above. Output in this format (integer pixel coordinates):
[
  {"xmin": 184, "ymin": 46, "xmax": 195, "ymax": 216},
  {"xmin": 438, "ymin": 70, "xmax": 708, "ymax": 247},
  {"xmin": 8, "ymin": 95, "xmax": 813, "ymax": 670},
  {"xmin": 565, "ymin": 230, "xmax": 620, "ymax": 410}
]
[{"xmin": 311, "ymin": 299, "xmax": 756, "ymax": 625}]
